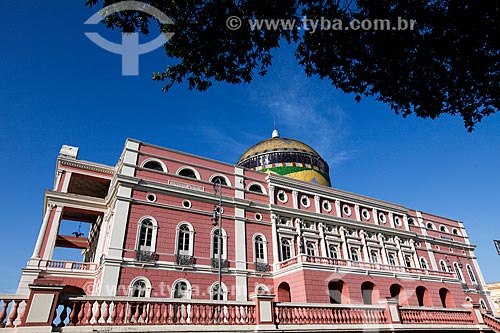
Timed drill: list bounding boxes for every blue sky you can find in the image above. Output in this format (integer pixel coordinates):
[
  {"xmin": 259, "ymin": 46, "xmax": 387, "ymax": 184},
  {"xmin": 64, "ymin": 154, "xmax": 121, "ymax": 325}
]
[{"xmin": 1, "ymin": 1, "xmax": 499, "ymax": 293}]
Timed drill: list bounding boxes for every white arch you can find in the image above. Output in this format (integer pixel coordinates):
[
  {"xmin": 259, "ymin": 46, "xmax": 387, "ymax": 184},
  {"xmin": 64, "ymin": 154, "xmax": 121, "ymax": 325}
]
[
  {"xmin": 210, "ymin": 227, "xmax": 228, "ymax": 259},
  {"xmin": 129, "ymin": 276, "xmax": 152, "ymax": 297},
  {"xmin": 453, "ymin": 262, "xmax": 465, "ymax": 282},
  {"xmin": 255, "ymin": 284, "xmax": 270, "ymax": 294},
  {"xmin": 252, "ymin": 233, "xmax": 268, "ymax": 264},
  {"xmin": 209, "ymin": 174, "xmax": 232, "ymax": 187},
  {"xmin": 141, "ymin": 158, "xmax": 167, "ymax": 172},
  {"xmin": 210, "ymin": 281, "xmax": 228, "ymax": 300},
  {"xmin": 426, "ymin": 222, "xmax": 436, "ymax": 230},
  {"xmin": 176, "ymin": 166, "xmax": 201, "ymax": 180},
  {"xmin": 452, "ymin": 228, "xmax": 461, "ymax": 236},
  {"xmin": 440, "ymin": 225, "xmax": 450, "ymax": 233},
  {"xmin": 135, "ymin": 216, "xmax": 159, "ymax": 252},
  {"xmin": 175, "ymin": 221, "xmax": 195, "ymax": 256},
  {"xmin": 171, "ymin": 278, "xmax": 192, "ymax": 299},
  {"xmin": 247, "ymin": 182, "xmax": 267, "ymax": 194}
]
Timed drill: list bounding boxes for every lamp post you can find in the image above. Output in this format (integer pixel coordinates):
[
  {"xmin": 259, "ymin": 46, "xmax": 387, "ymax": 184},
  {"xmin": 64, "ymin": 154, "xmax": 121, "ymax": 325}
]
[{"xmin": 211, "ymin": 178, "xmax": 223, "ymax": 320}]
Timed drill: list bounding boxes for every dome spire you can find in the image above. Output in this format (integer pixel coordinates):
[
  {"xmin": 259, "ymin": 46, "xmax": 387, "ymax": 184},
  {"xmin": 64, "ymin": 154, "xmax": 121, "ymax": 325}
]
[{"xmin": 272, "ymin": 118, "xmax": 280, "ymax": 138}]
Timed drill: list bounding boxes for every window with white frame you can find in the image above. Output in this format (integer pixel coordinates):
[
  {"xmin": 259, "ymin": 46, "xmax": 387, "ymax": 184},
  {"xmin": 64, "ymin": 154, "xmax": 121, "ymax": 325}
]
[
  {"xmin": 466, "ymin": 264, "xmax": 477, "ymax": 284},
  {"xmin": 172, "ymin": 279, "xmax": 191, "ymax": 299},
  {"xmin": 420, "ymin": 257, "xmax": 428, "ymax": 269},
  {"xmin": 176, "ymin": 223, "xmax": 194, "ymax": 256},
  {"xmin": 142, "ymin": 159, "xmax": 166, "ymax": 172},
  {"xmin": 404, "ymin": 255, "xmax": 413, "ymax": 267},
  {"xmin": 137, "ymin": 217, "xmax": 157, "ymax": 252},
  {"xmin": 440, "ymin": 260, "xmax": 448, "ymax": 272},
  {"xmin": 281, "ymin": 239, "xmax": 292, "ymax": 261},
  {"xmin": 454, "ymin": 263, "xmax": 465, "ymax": 282},
  {"xmin": 254, "ymin": 234, "xmax": 267, "ymax": 263},
  {"xmin": 306, "ymin": 241, "xmax": 317, "ymax": 256},
  {"xmin": 211, "ymin": 228, "xmax": 227, "ymax": 259},
  {"xmin": 211, "ymin": 282, "xmax": 227, "ymax": 301},
  {"xmin": 370, "ymin": 250, "xmax": 379, "ymax": 263},
  {"xmin": 129, "ymin": 277, "xmax": 151, "ymax": 297},
  {"xmin": 177, "ymin": 167, "xmax": 200, "ymax": 179},
  {"xmin": 329, "ymin": 244, "xmax": 340, "ymax": 259},
  {"xmin": 388, "ymin": 253, "xmax": 397, "ymax": 266},
  {"xmin": 350, "ymin": 247, "xmax": 360, "ymax": 262}
]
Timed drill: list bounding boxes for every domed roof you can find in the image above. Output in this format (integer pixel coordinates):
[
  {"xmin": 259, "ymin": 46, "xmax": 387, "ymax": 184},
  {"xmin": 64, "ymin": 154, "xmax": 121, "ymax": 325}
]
[{"xmin": 237, "ymin": 129, "xmax": 331, "ymax": 186}]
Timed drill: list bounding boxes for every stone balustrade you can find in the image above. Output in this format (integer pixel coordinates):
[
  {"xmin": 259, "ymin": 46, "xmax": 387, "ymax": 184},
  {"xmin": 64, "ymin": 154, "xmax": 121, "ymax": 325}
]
[
  {"xmin": 399, "ymin": 306, "xmax": 474, "ymax": 325},
  {"xmin": 483, "ymin": 313, "xmax": 500, "ymax": 332},
  {"xmin": 274, "ymin": 302, "xmax": 388, "ymax": 325},
  {"xmin": 53, "ymin": 296, "xmax": 255, "ymax": 327},
  {"xmin": 0, "ymin": 295, "xmax": 28, "ymax": 328}
]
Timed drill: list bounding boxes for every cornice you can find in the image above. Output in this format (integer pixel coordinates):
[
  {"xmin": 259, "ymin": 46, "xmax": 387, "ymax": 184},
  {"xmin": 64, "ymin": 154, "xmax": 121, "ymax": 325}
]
[{"xmin": 58, "ymin": 157, "xmax": 115, "ymax": 175}]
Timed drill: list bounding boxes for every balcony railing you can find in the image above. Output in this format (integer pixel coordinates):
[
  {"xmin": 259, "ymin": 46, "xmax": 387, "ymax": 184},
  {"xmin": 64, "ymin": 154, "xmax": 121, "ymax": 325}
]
[
  {"xmin": 175, "ymin": 254, "xmax": 196, "ymax": 267},
  {"xmin": 255, "ymin": 262, "xmax": 270, "ymax": 272},
  {"xmin": 136, "ymin": 250, "xmax": 159, "ymax": 263},
  {"xmin": 53, "ymin": 296, "xmax": 255, "ymax": 327},
  {"xmin": 483, "ymin": 313, "xmax": 500, "ymax": 332},
  {"xmin": 38, "ymin": 260, "xmax": 98, "ymax": 271},
  {"xmin": 0, "ymin": 295, "xmax": 28, "ymax": 328},
  {"xmin": 277, "ymin": 255, "xmax": 455, "ymax": 278},
  {"xmin": 274, "ymin": 303, "xmax": 388, "ymax": 325},
  {"xmin": 211, "ymin": 258, "xmax": 229, "ymax": 269},
  {"xmin": 399, "ymin": 306, "xmax": 474, "ymax": 325}
]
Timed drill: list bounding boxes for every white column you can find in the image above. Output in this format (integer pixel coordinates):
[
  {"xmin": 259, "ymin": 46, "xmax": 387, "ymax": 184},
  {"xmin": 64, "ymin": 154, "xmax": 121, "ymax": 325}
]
[
  {"xmin": 354, "ymin": 204, "xmax": 361, "ymax": 221},
  {"xmin": 120, "ymin": 140, "xmax": 139, "ymax": 177},
  {"xmin": 394, "ymin": 237, "xmax": 404, "ymax": 267},
  {"xmin": 339, "ymin": 227, "xmax": 349, "ymax": 260},
  {"xmin": 60, "ymin": 171, "xmax": 72, "ymax": 192},
  {"xmin": 318, "ymin": 222, "xmax": 327, "ymax": 257},
  {"xmin": 235, "ymin": 167, "xmax": 245, "ymax": 200},
  {"xmin": 360, "ymin": 231, "xmax": 369, "ymax": 262},
  {"xmin": 42, "ymin": 206, "xmax": 64, "ymax": 259},
  {"xmin": 378, "ymin": 233, "xmax": 388, "ymax": 265},
  {"xmin": 388, "ymin": 212, "xmax": 395, "ymax": 228},
  {"xmin": 234, "ymin": 209, "xmax": 248, "ymax": 301},
  {"xmin": 31, "ymin": 203, "xmax": 56, "ymax": 259},
  {"xmin": 314, "ymin": 195, "xmax": 321, "ymax": 213},
  {"xmin": 295, "ymin": 218, "xmax": 303, "ymax": 254},
  {"xmin": 335, "ymin": 200, "xmax": 341, "ymax": 217},
  {"xmin": 410, "ymin": 240, "xmax": 420, "ymax": 268},
  {"xmin": 271, "ymin": 214, "xmax": 280, "ymax": 266},
  {"xmin": 372, "ymin": 208, "xmax": 379, "ymax": 225},
  {"xmin": 292, "ymin": 190, "xmax": 298, "ymax": 209},
  {"xmin": 269, "ymin": 185, "xmax": 275, "ymax": 205}
]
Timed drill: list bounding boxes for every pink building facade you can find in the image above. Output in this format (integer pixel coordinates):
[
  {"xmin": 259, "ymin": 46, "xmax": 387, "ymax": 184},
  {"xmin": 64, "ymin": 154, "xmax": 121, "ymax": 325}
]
[{"xmin": 3, "ymin": 136, "xmax": 500, "ymax": 332}]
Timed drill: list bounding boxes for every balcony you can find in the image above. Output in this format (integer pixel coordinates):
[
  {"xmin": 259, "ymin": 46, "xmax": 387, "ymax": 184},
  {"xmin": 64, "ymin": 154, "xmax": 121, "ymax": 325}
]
[
  {"xmin": 175, "ymin": 254, "xmax": 196, "ymax": 267},
  {"xmin": 211, "ymin": 258, "xmax": 229, "ymax": 269},
  {"xmin": 277, "ymin": 254, "xmax": 455, "ymax": 279},
  {"xmin": 255, "ymin": 262, "xmax": 270, "ymax": 272},
  {"xmin": 135, "ymin": 250, "xmax": 159, "ymax": 263}
]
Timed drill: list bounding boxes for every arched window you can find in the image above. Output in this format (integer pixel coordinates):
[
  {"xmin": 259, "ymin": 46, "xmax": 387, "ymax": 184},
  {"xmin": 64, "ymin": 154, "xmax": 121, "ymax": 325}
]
[
  {"xmin": 129, "ymin": 277, "xmax": 151, "ymax": 297},
  {"xmin": 467, "ymin": 264, "xmax": 477, "ymax": 284},
  {"xmin": 480, "ymin": 299, "xmax": 488, "ymax": 310},
  {"xmin": 439, "ymin": 288, "xmax": 454, "ymax": 308},
  {"xmin": 388, "ymin": 253, "xmax": 397, "ymax": 266},
  {"xmin": 390, "ymin": 284, "xmax": 404, "ymax": 305},
  {"xmin": 404, "ymin": 255, "xmax": 413, "ymax": 268},
  {"xmin": 248, "ymin": 183, "xmax": 265, "ymax": 194},
  {"xmin": 211, "ymin": 175, "xmax": 229, "ymax": 186},
  {"xmin": 211, "ymin": 228, "xmax": 227, "ymax": 259},
  {"xmin": 177, "ymin": 167, "xmax": 199, "ymax": 179},
  {"xmin": 281, "ymin": 239, "xmax": 292, "ymax": 261},
  {"xmin": 350, "ymin": 248, "xmax": 360, "ymax": 262},
  {"xmin": 361, "ymin": 282, "xmax": 375, "ymax": 305},
  {"xmin": 137, "ymin": 217, "xmax": 157, "ymax": 252},
  {"xmin": 440, "ymin": 225, "xmax": 449, "ymax": 233},
  {"xmin": 452, "ymin": 228, "xmax": 460, "ymax": 236},
  {"xmin": 277, "ymin": 282, "xmax": 291, "ymax": 302},
  {"xmin": 370, "ymin": 250, "xmax": 379, "ymax": 263},
  {"xmin": 420, "ymin": 257, "xmax": 428, "ymax": 270},
  {"xmin": 454, "ymin": 263, "xmax": 464, "ymax": 282},
  {"xmin": 254, "ymin": 234, "xmax": 267, "ymax": 263},
  {"xmin": 416, "ymin": 286, "xmax": 432, "ymax": 307},
  {"xmin": 172, "ymin": 279, "xmax": 191, "ymax": 299},
  {"xmin": 210, "ymin": 282, "xmax": 227, "ymax": 301},
  {"xmin": 328, "ymin": 280, "xmax": 344, "ymax": 304},
  {"xmin": 176, "ymin": 223, "xmax": 194, "ymax": 256},
  {"xmin": 142, "ymin": 159, "xmax": 165, "ymax": 172},
  {"xmin": 439, "ymin": 260, "xmax": 448, "ymax": 272},
  {"xmin": 306, "ymin": 241, "xmax": 316, "ymax": 256},
  {"xmin": 329, "ymin": 244, "xmax": 340, "ymax": 259}
]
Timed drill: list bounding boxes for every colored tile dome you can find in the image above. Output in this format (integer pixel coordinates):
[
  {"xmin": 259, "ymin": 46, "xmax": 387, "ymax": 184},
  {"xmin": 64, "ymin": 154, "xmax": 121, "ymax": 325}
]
[{"xmin": 237, "ymin": 128, "xmax": 331, "ymax": 186}]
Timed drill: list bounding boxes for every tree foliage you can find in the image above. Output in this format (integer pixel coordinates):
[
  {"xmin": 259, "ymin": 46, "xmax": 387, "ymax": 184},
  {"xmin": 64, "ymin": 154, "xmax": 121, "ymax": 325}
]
[{"xmin": 85, "ymin": 0, "xmax": 500, "ymax": 131}]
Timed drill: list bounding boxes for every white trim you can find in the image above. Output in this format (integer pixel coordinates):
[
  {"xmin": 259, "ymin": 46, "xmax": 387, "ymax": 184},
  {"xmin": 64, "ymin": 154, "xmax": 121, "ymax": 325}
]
[
  {"xmin": 176, "ymin": 166, "xmax": 201, "ymax": 180},
  {"xmin": 466, "ymin": 264, "xmax": 477, "ymax": 284},
  {"xmin": 210, "ymin": 227, "xmax": 227, "ymax": 259},
  {"xmin": 182, "ymin": 199, "xmax": 192, "ymax": 209},
  {"xmin": 440, "ymin": 225, "xmax": 450, "ymax": 233},
  {"xmin": 277, "ymin": 190, "xmax": 288, "ymax": 203},
  {"xmin": 322, "ymin": 200, "xmax": 332, "ymax": 212},
  {"xmin": 252, "ymin": 233, "xmax": 268, "ymax": 264},
  {"xmin": 209, "ymin": 174, "xmax": 232, "ymax": 187},
  {"xmin": 135, "ymin": 216, "xmax": 159, "ymax": 252},
  {"xmin": 361, "ymin": 208, "xmax": 370, "ymax": 220},
  {"xmin": 300, "ymin": 195, "xmax": 311, "ymax": 208},
  {"xmin": 247, "ymin": 182, "xmax": 267, "ymax": 194},
  {"xmin": 171, "ymin": 278, "xmax": 192, "ymax": 299},
  {"xmin": 210, "ymin": 281, "xmax": 228, "ymax": 300},
  {"xmin": 175, "ymin": 222, "xmax": 195, "ymax": 256},
  {"xmin": 453, "ymin": 262, "xmax": 465, "ymax": 282},
  {"xmin": 129, "ymin": 276, "xmax": 152, "ymax": 297},
  {"xmin": 426, "ymin": 222, "xmax": 436, "ymax": 230},
  {"xmin": 146, "ymin": 193, "xmax": 157, "ymax": 202},
  {"xmin": 141, "ymin": 158, "xmax": 167, "ymax": 172},
  {"xmin": 342, "ymin": 204, "xmax": 352, "ymax": 217}
]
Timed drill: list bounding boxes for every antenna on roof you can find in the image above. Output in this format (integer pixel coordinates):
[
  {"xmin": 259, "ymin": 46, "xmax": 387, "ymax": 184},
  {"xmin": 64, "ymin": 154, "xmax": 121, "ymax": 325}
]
[{"xmin": 272, "ymin": 117, "xmax": 280, "ymax": 138}]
